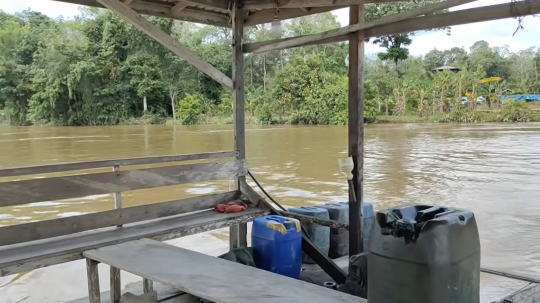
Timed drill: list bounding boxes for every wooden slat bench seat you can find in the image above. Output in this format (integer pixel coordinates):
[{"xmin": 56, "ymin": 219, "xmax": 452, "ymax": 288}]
[
  {"xmin": 0, "ymin": 208, "xmax": 266, "ymax": 277},
  {"xmin": 83, "ymin": 238, "xmax": 367, "ymax": 303}
]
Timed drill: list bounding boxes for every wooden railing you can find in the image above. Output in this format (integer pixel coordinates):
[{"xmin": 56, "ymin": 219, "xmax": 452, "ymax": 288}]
[{"xmin": 0, "ymin": 151, "xmax": 246, "ymax": 247}]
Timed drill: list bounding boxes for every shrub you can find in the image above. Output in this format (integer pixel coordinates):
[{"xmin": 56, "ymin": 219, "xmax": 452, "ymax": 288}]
[
  {"xmin": 255, "ymin": 104, "xmax": 275, "ymax": 125},
  {"xmin": 176, "ymin": 94, "xmax": 202, "ymax": 125},
  {"xmin": 497, "ymin": 101, "xmax": 532, "ymax": 122}
]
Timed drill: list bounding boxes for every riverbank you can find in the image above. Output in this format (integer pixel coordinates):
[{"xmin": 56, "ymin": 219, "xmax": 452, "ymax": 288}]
[
  {"xmin": 159, "ymin": 112, "xmax": 540, "ymax": 126},
  {"xmin": 376, "ymin": 112, "xmax": 540, "ymax": 124},
  {"xmin": 3, "ymin": 105, "xmax": 540, "ymax": 127}
]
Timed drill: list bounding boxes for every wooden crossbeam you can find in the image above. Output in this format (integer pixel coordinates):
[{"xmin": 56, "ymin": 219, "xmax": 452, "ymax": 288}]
[
  {"xmin": 247, "ymin": 0, "xmax": 477, "ymax": 54},
  {"xmin": 245, "ymin": 6, "xmax": 344, "ymax": 26},
  {"xmin": 96, "ymin": 0, "xmax": 233, "ymax": 89},
  {"xmin": 243, "ymin": 0, "xmax": 404, "ymax": 9},
  {"xmin": 244, "ymin": 0, "xmax": 540, "ymax": 53},
  {"xmin": 367, "ymin": 0, "xmax": 540, "ymax": 37}
]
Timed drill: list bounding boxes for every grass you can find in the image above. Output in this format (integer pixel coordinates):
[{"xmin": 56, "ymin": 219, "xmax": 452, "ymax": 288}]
[{"xmin": 375, "ymin": 115, "xmax": 427, "ymax": 123}]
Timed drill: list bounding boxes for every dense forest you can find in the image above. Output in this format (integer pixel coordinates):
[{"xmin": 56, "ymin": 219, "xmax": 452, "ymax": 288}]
[{"xmin": 0, "ymin": 3, "xmax": 539, "ymax": 126}]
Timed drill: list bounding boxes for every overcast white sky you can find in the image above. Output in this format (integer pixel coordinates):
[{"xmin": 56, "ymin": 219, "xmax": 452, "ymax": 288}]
[{"xmin": 1, "ymin": 0, "xmax": 538, "ymax": 56}]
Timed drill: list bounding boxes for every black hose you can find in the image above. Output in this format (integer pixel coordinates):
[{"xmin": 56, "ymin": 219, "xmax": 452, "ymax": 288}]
[
  {"xmin": 247, "ymin": 170, "xmax": 313, "ymax": 241},
  {"xmin": 247, "ymin": 170, "xmax": 286, "ymax": 211}
]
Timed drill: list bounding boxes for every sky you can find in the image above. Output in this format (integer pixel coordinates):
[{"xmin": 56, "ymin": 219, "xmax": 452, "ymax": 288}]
[{"xmin": 1, "ymin": 0, "xmax": 538, "ymax": 56}]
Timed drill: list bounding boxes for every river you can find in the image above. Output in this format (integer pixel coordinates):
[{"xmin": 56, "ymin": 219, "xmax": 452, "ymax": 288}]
[{"xmin": 1, "ymin": 123, "xmax": 540, "ymax": 302}]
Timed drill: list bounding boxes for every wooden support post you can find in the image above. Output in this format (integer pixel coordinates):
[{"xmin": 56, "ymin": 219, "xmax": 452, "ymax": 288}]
[
  {"xmin": 86, "ymin": 259, "xmax": 101, "ymax": 303},
  {"xmin": 348, "ymin": 3, "xmax": 365, "ymax": 256},
  {"xmin": 229, "ymin": 0, "xmax": 248, "ymax": 250},
  {"xmin": 143, "ymin": 278, "xmax": 154, "ymax": 293},
  {"xmin": 113, "ymin": 165, "xmax": 123, "ymax": 227},
  {"xmin": 110, "ymin": 266, "xmax": 121, "ymax": 303}
]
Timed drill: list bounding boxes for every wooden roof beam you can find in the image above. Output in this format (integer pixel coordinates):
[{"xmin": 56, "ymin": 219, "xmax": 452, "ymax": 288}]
[
  {"xmin": 244, "ymin": 0, "xmax": 540, "ymax": 53},
  {"xmin": 245, "ymin": 0, "xmax": 477, "ymax": 54},
  {"xmin": 245, "ymin": 6, "xmax": 345, "ymax": 26},
  {"xmin": 96, "ymin": 0, "xmax": 233, "ymax": 89},
  {"xmin": 243, "ymin": 0, "xmax": 403, "ymax": 10},
  {"xmin": 53, "ymin": 0, "xmax": 230, "ymax": 26}
]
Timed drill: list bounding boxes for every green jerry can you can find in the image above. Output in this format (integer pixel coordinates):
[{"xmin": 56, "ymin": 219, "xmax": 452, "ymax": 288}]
[{"xmin": 368, "ymin": 205, "xmax": 481, "ymax": 303}]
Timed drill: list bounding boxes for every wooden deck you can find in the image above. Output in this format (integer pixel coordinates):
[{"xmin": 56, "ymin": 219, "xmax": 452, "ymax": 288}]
[{"xmin": 83, "ymin": 238, "xmax": 367, "ymax": 303}]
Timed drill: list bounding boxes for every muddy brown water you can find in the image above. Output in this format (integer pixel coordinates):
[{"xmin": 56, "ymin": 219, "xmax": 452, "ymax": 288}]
[{"xmin": 0, "ymin": 123, "xmax": 540, "ymax": 302}]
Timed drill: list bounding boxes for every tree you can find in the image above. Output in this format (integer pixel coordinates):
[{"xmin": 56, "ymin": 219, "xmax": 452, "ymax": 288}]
[{"xmin": 365, "ymin": 0, "xmax": 450, "ymax": 69}]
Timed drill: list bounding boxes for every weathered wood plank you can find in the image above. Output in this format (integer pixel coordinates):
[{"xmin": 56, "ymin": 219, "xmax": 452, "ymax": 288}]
[
  {"xmin": 110, "ymin": 266, "xmax": 122, "ymax": 303},
  {"xmin": 246, "ymin": 0, "xmax": 477, "ymax": 54},
  {"xmin": 96, "ymin": 0, "xmax": 233, "ymax": 89},
  {"xmin": 0, "ymin": 191, "xmax": 239, "ymax": 246},
  {"xmin": 0, "ymin": 151, "xmax": 236, "ymax": 178},
  {"xmin": 87, "ymin": 259, "xmax": 101, "ymax": 303},
  {"xmin": 84, "ymin": 238, "xmax": 366, "ymax": 303},
  {"xmin": 0, "ymin": 208, "xmax": 267, "ymax": 277},
  {"xmin": 0, "ymin": 160, "xmax": 246, "ymax": 208}
]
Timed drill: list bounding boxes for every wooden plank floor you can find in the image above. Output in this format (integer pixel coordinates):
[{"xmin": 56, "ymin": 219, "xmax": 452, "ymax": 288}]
[{"xmin": 84, "ymin": 239, "xmax": 367, "ymax": 303}]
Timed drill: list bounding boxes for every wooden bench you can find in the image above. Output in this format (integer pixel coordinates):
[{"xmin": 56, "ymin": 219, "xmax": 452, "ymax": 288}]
[
  {"xmin": 83, "ymin": 238, "xmax": 366, "ymax": 303},
  {"xmin": 0, "ymin": 151, "xmax": 266, "ymax": 279}
]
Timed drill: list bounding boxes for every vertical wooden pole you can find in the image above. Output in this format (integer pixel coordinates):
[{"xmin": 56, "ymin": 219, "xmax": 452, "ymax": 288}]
[
  {"xmin": 348, "ymin": 3, "xmax": 365, "ymax": 256},
  {"xmin": 143, "ymin": 278, "xmax": 154, "ymax": 294},
  {"xmin": 113, "ymin": 165, "xmax": 123, "ymax": 228},
  {"xmin": 230, "ymin": 0, "xmax": 248, "ymax": 250},
  {"xmin": 86, "ymin": 259, "xmax": 101, "ymax": 303},
  {"xmin": 110, "ymin": 266, "xmax": 121, "ymax": 302}
]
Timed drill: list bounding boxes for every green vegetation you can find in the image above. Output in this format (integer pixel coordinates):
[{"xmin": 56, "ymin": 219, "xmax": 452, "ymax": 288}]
[{"xmin": 0, "ymin": 6, "xmax": 538, "ymax": 126}]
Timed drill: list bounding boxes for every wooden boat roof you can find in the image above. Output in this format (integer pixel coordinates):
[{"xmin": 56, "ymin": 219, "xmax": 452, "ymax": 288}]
[{"xmin": 52, "ymin": 0, "xmax": 368, "ymax": 27}]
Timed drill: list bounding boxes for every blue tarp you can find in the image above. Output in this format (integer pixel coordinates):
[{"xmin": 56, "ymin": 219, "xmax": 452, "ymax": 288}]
[{"xmin": 500, "ymin": 95, "xmax": 540, "ymax": 102}]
